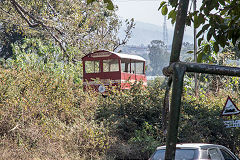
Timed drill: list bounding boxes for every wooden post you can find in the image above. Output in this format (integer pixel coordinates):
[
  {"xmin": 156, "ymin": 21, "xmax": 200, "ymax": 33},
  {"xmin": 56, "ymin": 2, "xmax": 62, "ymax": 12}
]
[
  {"xmin": 169, "ymin": 0, "xmax": 190, "ymax": 64},
  {"xmin": 165, "ymin": 63, "xmax": 186, "ymax": 159},
  {"xmin": 165, "ymin": 0, "xmax": 189, "ymax": 159},
  {"xmin": 164, "ymin": 61, "xmax": 240, "ymax": 160},
  {"xmin": 193, "ymin": 0, "xmax": 198, "ymax": 97}
]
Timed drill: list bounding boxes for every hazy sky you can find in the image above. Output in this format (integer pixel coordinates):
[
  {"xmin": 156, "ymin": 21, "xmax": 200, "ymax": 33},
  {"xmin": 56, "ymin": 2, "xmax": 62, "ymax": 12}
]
[
  {"xmin": 114, "ymin": 0, "xmax": 202, "ymax": 33},
  {"xmin": 114, "ymin": 0, "xmax": 172, "ymax": 27}
]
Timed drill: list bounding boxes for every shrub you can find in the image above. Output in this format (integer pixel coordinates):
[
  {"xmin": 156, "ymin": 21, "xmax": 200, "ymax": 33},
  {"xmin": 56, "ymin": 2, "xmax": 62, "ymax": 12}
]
[
  {"xmin": 179, "ymin": 92, "xmax": 240, "ymax": 155},
  {"xmin": 96, "ymin": 80, "xmax": 166, "ymax": 159},
  {"xmin": 0, "ymin": 66, "xmax": 111, "ymax": 159}
]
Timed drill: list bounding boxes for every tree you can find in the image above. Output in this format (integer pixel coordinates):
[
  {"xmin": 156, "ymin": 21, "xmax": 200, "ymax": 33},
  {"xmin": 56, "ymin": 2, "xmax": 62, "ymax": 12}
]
[
  {"xmin": 0, "ymin": 0, "xmax": 134, "ymax": 61},
  {"xmin": 148, "ymin": 40, "xmax": 169, "ymax": 76},
  {"xmin": 180, "ymin": 42, "xmax": 194, "ymax": 61},
  {"xmin": 159, "ymin": 0, "xmax": 240, "ymax": 55}
]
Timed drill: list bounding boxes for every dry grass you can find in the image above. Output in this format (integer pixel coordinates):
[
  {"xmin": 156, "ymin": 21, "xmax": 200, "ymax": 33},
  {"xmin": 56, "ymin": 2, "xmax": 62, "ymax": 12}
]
[{"xmin": 0, "ymin": 66, "xmax": 112, "ymax": 159}]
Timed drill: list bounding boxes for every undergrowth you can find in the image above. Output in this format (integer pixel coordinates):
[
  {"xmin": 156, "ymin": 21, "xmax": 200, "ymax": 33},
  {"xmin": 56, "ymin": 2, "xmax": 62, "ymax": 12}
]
[
  {"xmin": 0, "ymin": 66, "xmax": 112, "ymax": 159},
  {"xmin": 1, "ymin": 67, "xmax": 240, "ymax": 159}
]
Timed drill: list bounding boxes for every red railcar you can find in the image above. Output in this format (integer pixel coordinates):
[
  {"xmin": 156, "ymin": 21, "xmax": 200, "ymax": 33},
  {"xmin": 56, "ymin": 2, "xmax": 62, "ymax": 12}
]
[{"xmin": 82, "ymin": 50, "xmax": 147, "ymax": 92}]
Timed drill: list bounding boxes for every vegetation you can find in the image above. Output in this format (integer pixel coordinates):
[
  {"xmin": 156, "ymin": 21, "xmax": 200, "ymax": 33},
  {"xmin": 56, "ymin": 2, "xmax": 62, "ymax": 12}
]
[
  {"xmin": 0, "ymin": 66, "xmax": 111, "ymax": 159},
  {"xmin": 1, "ymin": 0, "xmax": 240, "ymax": 159},
  {"xmin": 148, "ymin": 40, "xmax": 169, "ymax": 76},
  {"xmin": 1, "ymin": 66, "xmax": 240, "ymax": 159},
  {"xmin": 0, "ymin": 0, "xmax": 134, "ymax": 61},
  {"xmin": 159, "ymin": 0, "xmax": 240, "ymax": 59},
  {"xmin": 147, "ymin": 40, "xmax": 194, "ymax": 76}
]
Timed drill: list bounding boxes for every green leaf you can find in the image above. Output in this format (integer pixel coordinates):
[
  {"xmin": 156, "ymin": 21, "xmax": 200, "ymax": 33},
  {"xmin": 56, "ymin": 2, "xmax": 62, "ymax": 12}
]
[
  {"xmin": 196, "ymin": 30, "xmax": 204, "ymax": 38},
  {"xmin": 214, "ymin": 2, "xmax": 219, "ymax": 10},
  {"xmin": 214, "ymin": 15, "xmax": 223, "ymax": 24},
  {"xmin": 198, "ymin": 37, "xmax": 204, "ymax": 46},
  {"xmin": 158, "ymin": 1, "xmax": 166, "ymax": 11},
  {"xmin": 203, "ymin": 8, "xmax": 210, "ymax": 16},
  {"xmin": 169, "ymin": 0, "xmax": 178, "ymax": 7},
  {"xmin": 207, "ymin": 28, "xmax": 214, "ymax": 41},
  {"xmin": 213, "ymin": 42, "xmax": 219, "ymax": 53},
  {"xmin": 220, "ymin": 8, "xmax": 227, "ymax": 15},
  {"xmin": 185, "ymin": 16, "xmax": 191, "ymax": 26},
  {"xmin": 197, "ymin": 51, "xmax": 204, "ymax": 63},
  {"xmin": 168, "ymin": 10, "xmax": 176, "ymax": 19},
  {"xmin": 196, "ymin": 24, "xmax": 210, "ymax": 39},
  {"xmin": 187, "ymin": 50, "xmax": 194, "ymax": 54},
  {"xmin": 168, "ymin": 10, "xmax": 177, "ymax": 24},
  {"xmin": 104, "ymin": 0, "xmax": 114, "ymax": 10},
  {"xmin": 203, "ymin": 44, "xmax": 210, "ymax": 53},
  {"xmin": 202, "ymin": 24, "xmax": 210, "ymax": 31},
  {"xmin": 198, "ymin": 14, "xmax": 205, "ymax": 25},
  {"xmin": 161, "ymin": 5, "xmax": 168, "ymax": 15},
  {"xmin": 87, "ymin": 0, "xmax": 95, "ymax": 4},
  {"xmin": 227, "ymin": 29, "xmax": 234, "ymax": 39},
  {"xmin": 194, "ymin": 15, "xmax": 201, "ymax": 28},
  {"xmin": 218, "ymin": 35, "xmax": 226, "ymax": 47},
  {"xmin": 219, "ymin": 23, "xmax": 228, "ymax": 30}
]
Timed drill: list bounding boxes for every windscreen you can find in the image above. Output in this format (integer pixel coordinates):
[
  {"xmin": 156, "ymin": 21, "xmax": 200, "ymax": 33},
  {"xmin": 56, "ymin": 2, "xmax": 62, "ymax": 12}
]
[{"xmin": 151, "ymin": 149, "xmax": 198, "ymax": 160}]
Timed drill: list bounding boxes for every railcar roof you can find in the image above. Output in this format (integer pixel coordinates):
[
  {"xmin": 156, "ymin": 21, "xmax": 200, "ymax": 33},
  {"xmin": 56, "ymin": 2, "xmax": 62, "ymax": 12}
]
[
  {"xmin": 83, "ymin": 50, "xmax": 146, "ymax": 62},
  {"xmin": 114, "ymin": 52, "xmax": 146, "ymax": 61}
]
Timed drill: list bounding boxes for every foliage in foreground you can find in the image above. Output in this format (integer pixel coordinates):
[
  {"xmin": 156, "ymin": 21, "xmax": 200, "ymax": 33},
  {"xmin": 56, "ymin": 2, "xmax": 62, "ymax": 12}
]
[
  {"xmin": 96, "ymin": 80, "xmax": 166, "ymax": 159},
  {"xmin": 1, "ymin": 66, "xmax": 240, "ymax": 159},
  {"xmin": 96, "ymin": 77, "xmax": 240, "ymax": 159},
  {"xmin": 0, "ymin": 66, "xmax": 112, "ymax": 159}
]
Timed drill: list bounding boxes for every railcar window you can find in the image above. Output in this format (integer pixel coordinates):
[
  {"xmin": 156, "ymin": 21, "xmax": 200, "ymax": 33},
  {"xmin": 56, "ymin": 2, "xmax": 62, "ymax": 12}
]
[
  {"xmin": 131, "ymin": 61, "xmax": 136, "ymax": 74},
  {"xmin": 103, "ymin": 59, "xmax": 119, "ymax": 72},
  {"xmin": 136, "ymin": 62, "xmax": 144, "ymax": 74},
  {"xmin": 85, "ymin": 61, "xmax": 100, "ymax": 73},
  {"xmin": 121, "ymin": 59, "xmax": 131, "ymax": 73}
]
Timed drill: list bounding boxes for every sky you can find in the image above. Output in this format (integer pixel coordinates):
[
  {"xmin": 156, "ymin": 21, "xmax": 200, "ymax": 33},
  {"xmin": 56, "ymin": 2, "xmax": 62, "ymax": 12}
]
[
  {"xmin": 114, "ymin": 0, "xmax": 173, "ymax": 28},
  {"xmin": 113, "ymin": 0, "xmax": 202, "ymax": 35}
]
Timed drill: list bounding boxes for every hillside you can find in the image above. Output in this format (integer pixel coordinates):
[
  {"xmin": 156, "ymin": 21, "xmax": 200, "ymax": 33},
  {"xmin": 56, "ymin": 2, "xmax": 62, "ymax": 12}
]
[{"xmin": 118, "ymin": 20, "xmax": 194, "ymax": 46}]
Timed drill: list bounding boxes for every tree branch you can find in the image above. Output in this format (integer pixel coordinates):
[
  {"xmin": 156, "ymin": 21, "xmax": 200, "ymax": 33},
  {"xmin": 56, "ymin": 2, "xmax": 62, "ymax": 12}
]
[
  {"xmin": 113, "ymin": 19, "xmax": 135, "ymax": 51},
  {"xmin": 10, "ymin": 0, "xmax": 39, "ymax": 27},
  {"xmin": 0, "ymin": 7, "xmax": 13, "ymax": 16},
  {"xmin": 10, "ymin": 0, "xmax": 66, "ymax": 53}
]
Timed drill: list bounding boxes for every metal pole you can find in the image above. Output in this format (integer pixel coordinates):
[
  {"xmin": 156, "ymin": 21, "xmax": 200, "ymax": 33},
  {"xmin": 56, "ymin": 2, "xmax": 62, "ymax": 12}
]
[{"xmin": 165, "ymin": 63, "xmax": 186, "ymax": 160}]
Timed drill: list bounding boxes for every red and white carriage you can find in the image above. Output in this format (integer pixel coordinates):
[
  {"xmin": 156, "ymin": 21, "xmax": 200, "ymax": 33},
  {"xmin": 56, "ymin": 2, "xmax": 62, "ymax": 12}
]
[{"xmin": 82, "ymin": 50, "xmax": 147, "ymax": 92}]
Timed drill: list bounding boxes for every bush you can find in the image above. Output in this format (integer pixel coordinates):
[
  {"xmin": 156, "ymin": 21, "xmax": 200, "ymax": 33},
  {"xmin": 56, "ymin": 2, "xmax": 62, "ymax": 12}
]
[
  {"xmin": 96, "ymin": 81, "xmax": 166, "ymax": 159},
  {"xmin": 179, "ymin": 92, "xmax": 240, "ymax": 155},
  {"xmin": 0, "ymin": 66, "xmax": 112, "ymax": 159},
  {"xmin": 1, "ymin": 64, "xmax": 240, "ymax": 159},
  {"xmin": 97, "ymin": 77, "xmax": 240, "ymax": 158}
]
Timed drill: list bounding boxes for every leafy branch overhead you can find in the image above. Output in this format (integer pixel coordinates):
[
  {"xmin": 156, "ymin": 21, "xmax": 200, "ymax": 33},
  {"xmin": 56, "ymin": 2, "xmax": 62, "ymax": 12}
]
[
  {"xmin": 159, "ymin": 0, "xmax": 240, "ymax": 54},
  {"xmin": 0, "ymin": 0, "xmax": 132, "ymax": 61},
  {"xmin": 9, "ymin": 0, "xmax": 67, "ymax": 56}
]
